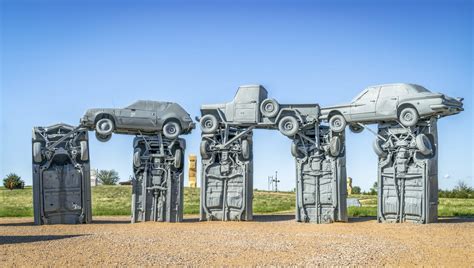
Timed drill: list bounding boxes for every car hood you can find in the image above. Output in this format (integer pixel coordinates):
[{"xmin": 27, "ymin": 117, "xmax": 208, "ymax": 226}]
[{"xmin": 201, "ymin": 103, "xmax": 226, "ymax": 110}]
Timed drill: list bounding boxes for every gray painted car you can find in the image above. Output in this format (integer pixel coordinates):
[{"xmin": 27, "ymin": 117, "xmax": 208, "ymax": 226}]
[
  {"xmin": 199, "ymin": 85, "xmax": 319, "ymax": 137},
  {"xmin": 320, "ymin": 83, "xmax": 463, "ymax": 132},
  {"xmin": 81, "ymin": 100, "xmax": 195, "ymax": 142}
]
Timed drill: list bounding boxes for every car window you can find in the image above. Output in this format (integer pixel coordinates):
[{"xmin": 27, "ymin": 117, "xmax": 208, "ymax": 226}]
[
  {"xmin": 355, "ymin": 87, "xmax": 379, "ymax": 102},
  {"xmin": 380, "ymin": 85, "xmax": 408, "ymax": 97}
]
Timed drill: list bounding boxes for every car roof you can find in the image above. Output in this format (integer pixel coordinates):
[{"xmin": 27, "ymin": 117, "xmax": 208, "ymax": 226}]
[
  {"xmin": 126, "ymin": 100, "xmax": 173, "ymax": 109},
  {"xmin": 371, "ymin": 83, "xmax": 422, "ymax": 89}
]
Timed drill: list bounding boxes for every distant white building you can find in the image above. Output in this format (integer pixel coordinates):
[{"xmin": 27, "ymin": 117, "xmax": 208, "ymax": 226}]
[{"xmin": 90, "ymin": 169, "xmax": 101, "ymax": 186}]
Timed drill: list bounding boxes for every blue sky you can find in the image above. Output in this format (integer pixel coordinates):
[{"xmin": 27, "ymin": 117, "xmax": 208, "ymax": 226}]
[{"xmin": 1, "ymin": 0, "xmax": 472, "ymax": 191}]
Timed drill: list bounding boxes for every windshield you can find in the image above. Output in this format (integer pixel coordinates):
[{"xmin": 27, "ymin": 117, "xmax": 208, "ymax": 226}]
[
  {"xmin": 410, "ymin": 84, "xmax": 430, "ymax": 93},
  {"xmin": 126, "ymin": 101, "xmax": 146, "ymax": 109},
  {"xmin": 351, "ymin": 88, "xmax": 368, "ymax": 102}
]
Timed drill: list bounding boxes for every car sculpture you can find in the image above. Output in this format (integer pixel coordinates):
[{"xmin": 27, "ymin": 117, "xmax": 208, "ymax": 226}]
[
  {"xmin": 320, "ymin": 83, "xmax": 463, "ymax": 133},
  {"xmin": 199, "ymin": 85, "xmax": 319, "ymax": 137},
  {"xmin": 81, "ymin": 100, "xmax": 195, "ymax": 142}
]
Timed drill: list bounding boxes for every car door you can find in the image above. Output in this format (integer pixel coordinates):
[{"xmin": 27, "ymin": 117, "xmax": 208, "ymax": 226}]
[
  {"xmin": 122, "ymin": 102, "xmax": 156, "ymax": 131},
  {"xmin": 349, "ymin": 87, "xmax": 380, "ymax": 120},
  {"xmin": 375, "ymin": 85, "xmax": 402, "ymax": 120}
]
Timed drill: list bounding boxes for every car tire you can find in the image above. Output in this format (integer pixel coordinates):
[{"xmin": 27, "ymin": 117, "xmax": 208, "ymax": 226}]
[
  {"xmin": 241, "ymin": 139, "xmax": 250, "ymax": 160},
  {"xmin": 260, "ymin": 98, "xmax": 280, "ymax": 118},
  {"xmin": 349, "ymin": 124, "xmax": 364, "ymax": 134},
  {"xmin": 278, "ymin": 116, "xmax": 299, "ymax": 137},
  {"xmin": 200, "ymin": 140, "xmax": 211, "ymax": 159},
  {"xmin": 174, "ymin": 148, "xmax": 182, "ymax": 169},
  {"xmin": 398, "ymin": 107, "xmax": 419, "ymax": 127},
  {"xmin": 329, "ymin": 114, "xmax": 346, "ymax": 133},
  {"xmin": 96, "ymin": 118, "xmax": 114, "ymax": 136},
  {"xmin": 95, "ymin": 132, "xmax": 112, "ymax": 142},
  {"xmin": 200, "ymin": 114, "xmax": 219, "ymax": 134},
  {"xmin": 133, "ymin": 148, "xmax": 142, "ymax": 168},
  {"xmin": 80, "ymin": 141, "xmax": 89, "ymax": 161},
  {"xmin": 415, "ymin": 134, "xmax": 432, "ymax": 156},
  {"xmin": 33, "ymin": 142, "xmax": 43, "ymax": 163},
  {"xmin": 163, "ymin": 121, "xmax": 181, "ymax": 139},
  {"xmin": 373, "ymin": 138, "xmax": 388, "ymax": 158},
  {"xmin": 291, "ymin": 140, "xmax": 304, "ymax": 158},
  {"xmin": 329, "ymin": 136, "xmax": 341, "ymax": 157}
]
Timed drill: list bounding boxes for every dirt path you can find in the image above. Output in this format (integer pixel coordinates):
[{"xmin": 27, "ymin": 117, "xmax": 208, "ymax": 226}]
[{"xmin": 1, "ymin": 215, "xmax": 473, "ymax": 266}]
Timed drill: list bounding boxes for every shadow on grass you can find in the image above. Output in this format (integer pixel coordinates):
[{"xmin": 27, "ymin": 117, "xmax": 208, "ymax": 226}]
[{"xmin": 0, "ymin": 234, "xmax": 87, "ymax": 245}]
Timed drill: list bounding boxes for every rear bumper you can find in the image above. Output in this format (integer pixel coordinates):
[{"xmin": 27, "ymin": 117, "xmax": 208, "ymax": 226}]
[{"xmin": 430, "ymin": 104, "xmax": 463, "ymax": 112}]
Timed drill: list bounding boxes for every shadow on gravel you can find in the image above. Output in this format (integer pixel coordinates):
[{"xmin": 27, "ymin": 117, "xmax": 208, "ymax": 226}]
[
  {"xmin": 182, "ymin": 217, "xmax": 200, "ymax": 223},
  {"xmin": 437, "ymin": 217, "xmax": 474, "ymax": 224},
  {"xmin": 0, "ymin": 221, "xmax": 35, "ymax": 227},
  {"xmin": 0, "ymin": 234, "xmax": 87, "ymax": 245},
  {"xmin": 348, "ymin": 217, "xmax": 377, "ymax": 223},
  {"xmin": 253, "ymin": 214, "xmax": 295, "ymax": 222},
  {"xmin": 92, "ymin": 219, "xmax": 131, "ymax": 225}
]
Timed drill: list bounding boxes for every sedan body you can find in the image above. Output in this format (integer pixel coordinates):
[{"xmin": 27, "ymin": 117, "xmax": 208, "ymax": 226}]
[{"xmin": 320, "ymin": 83, "xmax": 463, "ymax": 125}]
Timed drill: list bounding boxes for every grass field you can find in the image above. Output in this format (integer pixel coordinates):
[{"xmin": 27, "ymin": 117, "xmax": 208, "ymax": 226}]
[{"xmin": 1, "ymin": 186, "xmax": 473, "ymax": 217}]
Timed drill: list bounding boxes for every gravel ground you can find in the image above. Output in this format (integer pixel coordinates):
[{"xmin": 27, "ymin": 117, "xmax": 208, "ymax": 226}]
[{"xmin": 1, "ymin": 215, "xmax": 473, "ymax": 266}]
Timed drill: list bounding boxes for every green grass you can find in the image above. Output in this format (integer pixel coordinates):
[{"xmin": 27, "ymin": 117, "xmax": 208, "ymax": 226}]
[
  {"xmin": 1, "ymin": 186, "xmax": 473, "ymax": 218},
  {"xmin": 347, "ymin": 194, "xmax": 474, "ymax": 217}
]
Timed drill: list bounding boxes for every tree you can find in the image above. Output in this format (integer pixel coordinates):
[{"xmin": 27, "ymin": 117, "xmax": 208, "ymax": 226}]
[
  {"xmin": 97, "ymin": 169, "xmax": 120, "ymax": 185},
  {"xmin": 369, "ymin": 181, "xmax": 378, "ymax": 195},
  {"xmin": 352, "ymin": 186, "xmax": 361, "ymax": 195},
  {"xmin": 3, "ymin": 173, "xmax": 25, "ymax": 190}
]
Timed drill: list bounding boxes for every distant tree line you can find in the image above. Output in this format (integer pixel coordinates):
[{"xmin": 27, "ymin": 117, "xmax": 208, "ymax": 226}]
[
  {"xmin": 351, "ymin": 181, "xmax": 473, "ymax": 199},
  {"xmin": 439, "ymin": 181, "xmax": 473, "ymax": 199}
]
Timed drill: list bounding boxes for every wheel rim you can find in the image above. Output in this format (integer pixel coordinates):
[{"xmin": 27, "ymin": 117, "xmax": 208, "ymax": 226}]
[
  {"xmin": 98, "ymin": 121, "xmax": 112, "ymax": 132},
  {"xmin": 284, "ymin": 121, "xmax": 294, "ymax": 131},
  {"xmin": 333, "ymin": 119, "xmax": 342, "ymax": 128},
  {"xmin": 166, "ymin": 124, "xmax": 177, "ymax": 135},
  {"xmin": 203, "ymin": 119, "xmax": 213, "ymax": 129},
  {"xmin": 403, "ymin": 112, "xmax": 413, "ymax": 122},
  {"xmin": 265, "ymin": 103, "xmax": 274, "ymax": 112}
]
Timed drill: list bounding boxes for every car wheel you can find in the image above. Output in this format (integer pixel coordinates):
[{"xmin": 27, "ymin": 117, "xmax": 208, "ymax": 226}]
[
  {"xmin": 163, "ymin": 121, "xmax": 181, "ymax": 139},
  {"xmin": 174, "ymin": 148, "xmax": 182, "ymax": 169},
  {"xmin": 33, "ymin": 142, "xmax": 43, "ymax": 163},
  {"xmin": 260, "ymin": 98, "xmax": 280, "ymax": 118},
  {"xmin": 415, "ymin": 134, "xmax": 432, "ymax": 156},
  {"xmin": 200, "ymin": 140, "xmax": 211, "ymax": 159},
  {"xmin": 278, "ymin": 116, "xmax": 299, "ymax": 137},
  {"xmin": 329, "ymin": 114, "xmax": 346, "ymax": 133},
  {"xmin": 349, "ymin": 124, "xmax": 364, "ymax": 134},
  {"xmin": 398, "ymin": 107, "xmax": 419, "ymax": 127},
  {"xmin": 372, "ymin": 138, "xmax": 388, "ymax": 158},
  {"xmin": 291, "ymin": 140, "xmax": 304, "ymax": 158},
  {"xmin": 96, "ymin": 118, "xmax": 114, "ymax": 136},
  {"xmin": 329, "ymin": 136, "xmax": 341, "ymax": 157},
  {"xmin": 133, "ymin": 148, "xmax": 142, "ymax": 168},
  {"xmin": 200, "ymin": 114, "xmax": 219, "ymax": 134},
  {"xmin": 241, "ymin": 139, "xmax": 250, "ymax": 160},
  {"xmin": 80, "ymin": 141, "xmax": 89, "ymax": 161},
  {"xmin": 95, "ymin": 132, "xmax": 112, "ymax": 142}
]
